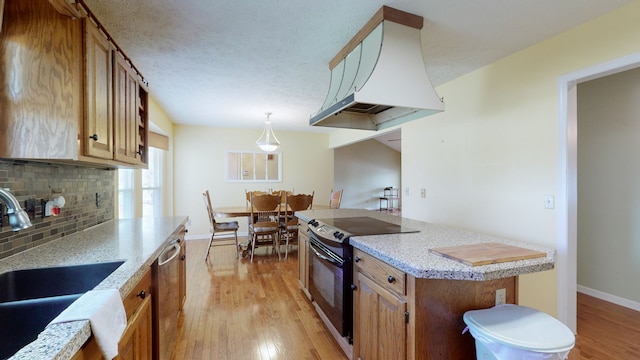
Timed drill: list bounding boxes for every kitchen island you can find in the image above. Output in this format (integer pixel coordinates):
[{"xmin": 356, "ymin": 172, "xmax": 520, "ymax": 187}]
[
  {"xmin": 296, "ymin": 209, "xmax": 555, "ymax": 359},
  {"xmin": 0, "ymin": 217, "xmax": 188, "ymax": 360}
]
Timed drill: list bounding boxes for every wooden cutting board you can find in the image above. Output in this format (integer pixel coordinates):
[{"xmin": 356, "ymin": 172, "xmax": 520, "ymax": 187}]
[{"xmin": 429, "ymin": 242, "xmax": 546, "ymax": 266}]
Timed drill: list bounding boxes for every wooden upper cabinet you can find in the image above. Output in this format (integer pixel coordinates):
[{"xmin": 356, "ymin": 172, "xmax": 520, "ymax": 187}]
[
  {"xmin": 0, "ymin": 0, "xmax": 148, "ymax": 168},
  {"xmin": 114, "ymin": 51, "xmax": 141, "ymax": 164},
  {"xmin": 0, "ymin": 0, "xmax": 82, "ymax": 160},
  {"xmin": 137, "ymin": 85, "xmax": 149, "ymax": 166},
  {"xmin": 83, "ymin": 20, "xmax": 114, "ymax": 160}
]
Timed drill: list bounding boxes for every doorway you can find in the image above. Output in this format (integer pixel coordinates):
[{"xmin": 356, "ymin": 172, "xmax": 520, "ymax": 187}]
[{"xmin": 558, "ymin": 52, "xmax": 640, "ymax": 332}]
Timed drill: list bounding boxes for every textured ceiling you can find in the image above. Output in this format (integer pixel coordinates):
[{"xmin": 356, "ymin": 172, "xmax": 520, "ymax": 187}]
[{"xmin": 82, "ymin": 0, "xmax": 632, "ymax": 134}]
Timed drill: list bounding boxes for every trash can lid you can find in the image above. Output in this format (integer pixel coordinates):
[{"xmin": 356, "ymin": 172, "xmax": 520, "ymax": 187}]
[{"xmin": 463, "ymin": 304, "xmax": 575, "ymax": 353}]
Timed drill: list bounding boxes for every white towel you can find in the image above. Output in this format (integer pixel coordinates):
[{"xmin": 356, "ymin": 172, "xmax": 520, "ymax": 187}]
[{"xmin": 50, "ymin": 289, "xmax": 127, "ymax": 360}]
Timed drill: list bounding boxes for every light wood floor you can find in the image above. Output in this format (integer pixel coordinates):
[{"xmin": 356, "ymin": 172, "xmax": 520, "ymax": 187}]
[
  {"xmin": 569, "ymin": 292, "xmax": 640, "ymax": 359},
  {"xmin": 174, "ymin": 239, "xmax": 640, "ymax": 360},
  {"xmin": 172, "ymin": 239, "xmax": 348, "ymax": 360}
]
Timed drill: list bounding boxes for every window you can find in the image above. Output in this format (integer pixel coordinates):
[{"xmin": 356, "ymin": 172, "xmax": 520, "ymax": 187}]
[
  {"xmin": 117, "ymin": 147, "xmax": 165, "ymax": 219},
  {"xmin": 226, "ymin": 151, "xmax": 282, "ymax": 182},
  {"xmin": 142, "ymin": 147, "xmax": 164, "ymax": 217},
  {"xmin": 118, "ymin": 168, "xmax": 134, "ymax": 219}
]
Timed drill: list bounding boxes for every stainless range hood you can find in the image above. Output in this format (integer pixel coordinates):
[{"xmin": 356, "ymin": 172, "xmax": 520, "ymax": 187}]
[{"xmin": 310, "ymin": 6, "xmax": 444, "ymax": 131}]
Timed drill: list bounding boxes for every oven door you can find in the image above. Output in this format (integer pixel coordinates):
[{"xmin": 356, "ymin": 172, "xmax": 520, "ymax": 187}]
[{"xmin": 308, "ymin": 236, "xmax": 347, "ymax": 337}]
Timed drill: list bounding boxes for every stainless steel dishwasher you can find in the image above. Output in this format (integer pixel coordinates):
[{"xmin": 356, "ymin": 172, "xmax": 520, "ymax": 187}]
[{"xmin": 154, "ymin": 240, "xmax": 181, "ymax": 360}]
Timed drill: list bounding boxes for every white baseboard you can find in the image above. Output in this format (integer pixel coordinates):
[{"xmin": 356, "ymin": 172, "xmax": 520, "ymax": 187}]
[{"xmin": 577, "ymin": 285, "xmax": 640, "ymax": 312}]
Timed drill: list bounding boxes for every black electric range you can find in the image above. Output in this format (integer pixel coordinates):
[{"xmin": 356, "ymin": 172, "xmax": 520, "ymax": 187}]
[{"xmin": 306, "ymin": 216, "xmax": 419, "ymax": 343}]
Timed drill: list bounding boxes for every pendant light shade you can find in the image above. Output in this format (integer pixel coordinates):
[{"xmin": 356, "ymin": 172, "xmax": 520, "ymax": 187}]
[{"xmin": 256, "ymin": 112, "xmax": 280, "ymax": 152}]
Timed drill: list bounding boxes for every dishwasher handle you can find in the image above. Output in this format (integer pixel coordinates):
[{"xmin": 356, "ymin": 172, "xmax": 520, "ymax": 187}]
[{"xmin": 158, "ymin": 243, "xmax": 181, "ymax": 266}]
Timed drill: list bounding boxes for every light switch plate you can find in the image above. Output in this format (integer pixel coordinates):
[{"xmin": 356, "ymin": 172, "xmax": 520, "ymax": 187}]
[{"xmin": 544, "ymin": 194, "xmax": 555, "ymax": 209}]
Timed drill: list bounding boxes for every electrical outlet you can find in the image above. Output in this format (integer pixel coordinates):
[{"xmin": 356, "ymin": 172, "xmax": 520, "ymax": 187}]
[
  {"xmin": 24, "ymin": 199, "xmax": 36, "ymax": 214},
  {"xmin": 495, "ymin": 288, "xmax": 506, "ymax": 305},
  {"xmin": 544, "ymin": 194, "xmax": 555, "ymax": 209},
  {"xmin": 420, "ymin": 188, "xmax": 426, "ymax": 198}
]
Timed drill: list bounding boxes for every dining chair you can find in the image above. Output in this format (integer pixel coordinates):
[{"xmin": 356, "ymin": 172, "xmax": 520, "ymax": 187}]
[
  {"xmin": 248, "ymin": 192, "xmax": 282, "ymax": 262},
  {"xmin": 271, "ymin": 189, "xmax": 293, "ymax": 205},
  {"xmin": 329, "ymin": 189, "xmax": 343, "ymax": 209},
  {"xmin": 246, "ymin": 189, "xmax": 268, "ymax": 206},
  {"xmin": 280, "ymin": 192, "xmax": 314, "ymax": 259},
  {"xmin": 203, "ymin": 190, "xmax": 239, "ymax": 261}
]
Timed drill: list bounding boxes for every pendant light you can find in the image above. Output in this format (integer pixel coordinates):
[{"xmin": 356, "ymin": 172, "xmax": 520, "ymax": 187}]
[{"xmin": 256, "ymin": 112, "xmax": 280, "ymax": 152}]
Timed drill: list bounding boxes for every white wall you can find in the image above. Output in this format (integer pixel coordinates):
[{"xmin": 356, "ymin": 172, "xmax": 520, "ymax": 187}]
[
  {"xmin": 334, "ymin": 139, "xmax": 401, "ymax": 209},
  {"xmin": 326, "ymin": 1, "xmax": 640, "ymax": 316},
  {"xmin": 173, "ymin": 125, "xmax": 333, "ymax": 238},
  {"xmin": 577, "ymin": 67, "xmax": 640, "ymax": 303}
]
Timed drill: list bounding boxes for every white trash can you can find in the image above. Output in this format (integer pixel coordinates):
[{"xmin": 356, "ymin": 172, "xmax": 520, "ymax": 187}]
[{"xmin": 463, "ymin": 304, "xmax": 575, "ymax": 360}]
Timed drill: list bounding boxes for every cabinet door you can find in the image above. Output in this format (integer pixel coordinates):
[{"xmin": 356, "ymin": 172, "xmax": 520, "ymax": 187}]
[
  {"xmin": 178, "ymin": 230, "xmax": 187, "ymax": 309},
  {"xmin": 113, "ymin": 51, "xmax": 141, "ymax": 164},
  {"xmin": 298, "ymin": 229, "xmax": 310, "ymax": 298},
  {"xmin": 0, "ymin": 0, "xmax": 82, "ymax": 160},
  {"xmin": 354, "ymin": 271, "xmax": 407, "ymax": 360},
  {"xmin": 84, "ymin": 20, "xmax": 113, "ymax": 160},
  {"xmin": 117, "ymin": 295, "xmax": 153, "ymax": 360}
]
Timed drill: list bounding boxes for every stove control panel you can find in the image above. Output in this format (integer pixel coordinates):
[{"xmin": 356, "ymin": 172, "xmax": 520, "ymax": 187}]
[{"xmin": 308, "ymin": 219, "xmax": 347, "ymax": 241}]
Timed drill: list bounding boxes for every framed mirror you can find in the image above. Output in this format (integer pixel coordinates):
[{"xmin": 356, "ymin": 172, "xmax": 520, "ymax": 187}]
[{"xmin": 226, "ymin": 151, "xmax": 282, "ymax": 182}]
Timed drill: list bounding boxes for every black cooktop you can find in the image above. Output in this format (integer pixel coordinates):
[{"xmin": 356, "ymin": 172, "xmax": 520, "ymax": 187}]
[{"xmin": 315, "ymin": 216, "xmax": 419, "ymax": 236}]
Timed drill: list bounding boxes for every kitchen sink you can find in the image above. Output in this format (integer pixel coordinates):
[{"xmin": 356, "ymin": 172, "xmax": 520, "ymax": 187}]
[
  {"xmin": 0, "ymin": 261, "xmax": 124, "ymax": 303},
  {"xmin": 0, "ymin": 294, "xmax": 82, "ymax": 359},
  {"xmin": 0, "ymin": 261, "xmax": 125, "ymax": 359}
]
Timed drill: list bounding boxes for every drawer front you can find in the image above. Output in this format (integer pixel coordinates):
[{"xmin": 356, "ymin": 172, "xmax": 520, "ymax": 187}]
[
  {"xmin": 122, "ymin": 268, "xmax": 152, "ymax": 319},
  {"xmin": 353, "ymin": 249, "xmax": 406, "ymax": 296}
]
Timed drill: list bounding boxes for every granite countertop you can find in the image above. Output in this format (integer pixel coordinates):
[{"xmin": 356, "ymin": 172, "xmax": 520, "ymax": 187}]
[
  {"xmin": 297, "ymin": 209, "xmax": 554, "ymax": 281},
  {"xmin": 1, "ymin": 216, "xmax": 189, "ymax": 360}
]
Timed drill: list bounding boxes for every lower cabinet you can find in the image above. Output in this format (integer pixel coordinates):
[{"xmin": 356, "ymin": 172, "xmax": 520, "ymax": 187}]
[
  {"xmin": 353, "ymin": 249, "xmax": 407, "ymax": 360},
  {"xmin": 297, "ymin": 221, "xmax": 312, "ymax": 300},
  {"xmin": 352, "ymin": 248, "xmax": 517, "ymax": 360},
  {"xmin": 354, "ymin": 272, "xmax": 407, "ymax": 360},
  {"xmin": 72, "ymin": 268, "xmax": 153, "ymax": 360},
  {"xmin": 178, "ymin": 228, "xmax": 187, "ymax": 309},
  {"xmin": 116, "ymin": 295, "xmax": 152, "ymax": 360}
]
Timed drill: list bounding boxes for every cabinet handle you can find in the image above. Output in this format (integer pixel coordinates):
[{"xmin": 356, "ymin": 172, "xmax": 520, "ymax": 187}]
[
  {"xmin": 350, "ymin": 284, "xmax": 357, "ymax": 291},
  {"xmin": 89, "ymin": 134, "xmax": 98, "ymax": 141},
  {"xmin": 354, "ymin": 256, "xmax": 361, "ymax": 263},
  {"xmin": 137, "ymin": 290, "xmax": 146, "ymax": 299},
  {"xmin": 387, "ymin": 276, "xmax": 395, "ymax": 283},
  {"xmin": 137, "ymin": 149, "xmax": 143, "ymax": 155},
  {"xmin": 180, "ymin": 255, "xmax": 186, "ymax": 261}
]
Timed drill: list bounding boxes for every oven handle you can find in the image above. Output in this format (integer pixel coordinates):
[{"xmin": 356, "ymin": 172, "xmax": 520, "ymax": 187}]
[{"xmin": 309, "ymin": 241, "xmax": 344, "ymax": 268}]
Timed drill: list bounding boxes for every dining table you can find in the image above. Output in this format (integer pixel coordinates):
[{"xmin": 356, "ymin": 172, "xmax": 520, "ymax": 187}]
[
  {"xmin": 212, "ymin": 204, "xmax": 330, "ymax": 219},
  {"xmin": 212, "ymin": 204, "xmax": 330, "ymax": 258}
]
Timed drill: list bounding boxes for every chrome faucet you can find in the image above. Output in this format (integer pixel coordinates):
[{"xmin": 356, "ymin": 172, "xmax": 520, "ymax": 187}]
[{"xmin": 0, "ymin": 188, "xmax": 32, "ymax": 231}]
